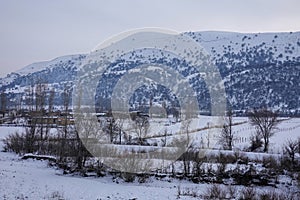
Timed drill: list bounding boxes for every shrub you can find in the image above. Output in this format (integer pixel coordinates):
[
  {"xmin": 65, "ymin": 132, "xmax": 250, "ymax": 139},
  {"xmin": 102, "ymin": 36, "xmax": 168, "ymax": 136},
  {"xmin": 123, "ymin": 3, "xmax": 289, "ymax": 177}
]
[
  {"xmin": 46, "ymin": 191, "xmax": 67, "ymax": 200},
  {"xmin": 227, "ymin": 185, "xmax": 237, "ymax": 199},
  {"xmin": 239, "ymin": 187, "xmax": 256, "ymax": 200},
  {"xmin": 217, "ymin": 152, "xmax": 236, "ymax": 164},
  {"xmin": 205, "ymin": 184, "xmax": 226, "ymax": 199},
  {"xmin": 121, "ymin": 172, "xmax": 136, "ymax": 182},
  {"xmin": 262, "ymin": 156, "xmax": 280, "ymax": 169},
  {"xmin": 249, "ymin": 135, "xmax": 263, "ymax": 152},
  {"xmin": 177, "ymin": 186, "xmax": 199, "ymax": 198},
  {"xmin": 3, "ymin": 131, "xmax": 26, "ymax": 154},
  {"xmin": 258, "ymin": 189, "xmax": 298, "ymax": 200}
]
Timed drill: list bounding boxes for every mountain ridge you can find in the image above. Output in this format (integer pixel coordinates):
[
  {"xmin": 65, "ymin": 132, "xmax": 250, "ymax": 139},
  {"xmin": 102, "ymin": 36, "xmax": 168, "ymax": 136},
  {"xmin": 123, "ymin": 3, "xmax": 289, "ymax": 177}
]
[{"xmin": 0, "ymin": 31, "xmax": 299, "ymax": 116}]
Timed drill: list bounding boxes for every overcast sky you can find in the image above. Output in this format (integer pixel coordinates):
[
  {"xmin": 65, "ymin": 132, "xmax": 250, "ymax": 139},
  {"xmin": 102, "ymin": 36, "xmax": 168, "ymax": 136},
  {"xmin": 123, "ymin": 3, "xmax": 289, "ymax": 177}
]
[{"xmin": 0, "ymin": 0, "xmax": 300, "ymax": 77}]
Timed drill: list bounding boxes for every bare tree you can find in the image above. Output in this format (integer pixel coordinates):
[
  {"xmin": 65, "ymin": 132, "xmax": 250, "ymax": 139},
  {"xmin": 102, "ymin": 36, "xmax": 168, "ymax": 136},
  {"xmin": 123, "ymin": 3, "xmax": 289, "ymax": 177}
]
[
  {"xmin": 0, "ymin": 91, "xmax": 7, "ymax": 117},
  {"xmin": 283, "ymin": 139, "xmax": 298, "ymax": 168},
  {"xmin": 192, "ymin": 151, "xmax": 205, "ymax": 178},
  {"xmin": 15, "ymin": 93, "xmax": 22, "ymax": 113},
  {"xmin": 133, "ymin": 116, "xmax": 150, "ymax": 145},
  {"xmin": 113, "ymin": 112, "xmax": 126, "ymax": 144},
  {"xmin": 59, "ymin": 85, "xmax": 71, "ymax": 161},
  {"xmin": 220, "ymin": 109, "xmax": 234, "ymax": 150},
  {"xmin": 298, "ymin": 137, "xmax": 300, "ymax": 154},
  {"xmin": 36, "ymin": 81, "xmax": 47, "ymax": 144},
  {"xmin": 180, "ymin": 119, "xmax": 193, "ymax": 176},
  {"xmin": 248, "ymin": 108, "xmax": 279, "ymax": 152},
  {"xmin": 25, "ymin": 84, "xmax": 34, "ymax": 111},
  {"xmin": 116, "ymin": 117, "xmax": 125, "ymax": 144},
  {"xmin": 75, "ymin": 114, "xmax": 101, "ymax": 170},
  {"xmin": 48, "ymin": 88, "xmax": 55, "ymax": 114},
  {"xmin": 23, "ymin": 84, "xmax": 37, "ymax": 153},
  {"xmin": 206, "ymin": 122, "xmax": 211, "ymax": 148},
  {"xmin": 23, "ymin": 80, "xmax": 47, "ymax": 153},
  {"xmin": 45, "ymin": 88, "xmax": 55, "ymax": 139},
  {"xmin": 106, "ymin": 117, "xmax": 119, "ymax": 143},
  {"xmin": 161, "ymin": 128, "xmax": 168, "ymax": 147},
  {"xmin": 35, "ymin": 81, "xmax": 47, "ymax": 113},
  {"xmin": 72, "ymin": 84, "xmax": 106, "ymax": 170},
  {"xmin": 181, "ymin": 119, "xmax": 192, "ymax": 145}
]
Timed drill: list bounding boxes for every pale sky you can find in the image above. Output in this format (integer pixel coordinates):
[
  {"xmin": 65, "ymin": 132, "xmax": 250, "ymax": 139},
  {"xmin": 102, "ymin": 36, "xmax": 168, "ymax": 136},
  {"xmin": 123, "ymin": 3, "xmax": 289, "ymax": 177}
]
[{"xmin": 1, "ymin": 0, "xmax": 300, "ymax": 77}]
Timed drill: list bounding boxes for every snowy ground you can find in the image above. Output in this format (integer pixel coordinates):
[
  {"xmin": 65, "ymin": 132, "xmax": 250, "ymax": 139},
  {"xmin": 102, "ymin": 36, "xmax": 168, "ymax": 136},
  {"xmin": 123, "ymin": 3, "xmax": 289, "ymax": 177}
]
[
  {"xmin": 0, "ymin": 127, "xmax": 201, "ymax": 200},
  {"xmin": 146, "ymin": 116, "xmax": 300, "ymax": 154},
  {"xmin": 0, "ymin": 117, "xmax": 300, "ymax": 199}
]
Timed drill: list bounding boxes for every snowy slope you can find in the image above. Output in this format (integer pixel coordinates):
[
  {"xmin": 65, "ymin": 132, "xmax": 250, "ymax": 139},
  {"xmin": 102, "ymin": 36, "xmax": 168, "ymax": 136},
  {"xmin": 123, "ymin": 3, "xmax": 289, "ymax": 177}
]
[
  {"xmin": 0, "ymin": 54, "xmax": 85, "ymax": 86},
  {"xmin": 0, "ymin": 31, "xmax": 299, "ymax": 114},
  {"xmin": 187, "ymin": 31, "xmax": 300, "ymax": 59},
  {"xmin": 15, "ymin": 54, "xmax": 85, "ymax": 76}
]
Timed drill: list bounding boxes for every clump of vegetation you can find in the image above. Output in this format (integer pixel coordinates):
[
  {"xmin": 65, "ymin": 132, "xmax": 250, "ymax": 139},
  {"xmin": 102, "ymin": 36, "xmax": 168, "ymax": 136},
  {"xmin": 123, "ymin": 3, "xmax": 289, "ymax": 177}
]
[
  {"xmin": 46, "ymin": 191, "xmax": 68, "ymax": 200},
  {"xmin": 204, "ymin": 184, "xmax": 227, "ymax": 199}
]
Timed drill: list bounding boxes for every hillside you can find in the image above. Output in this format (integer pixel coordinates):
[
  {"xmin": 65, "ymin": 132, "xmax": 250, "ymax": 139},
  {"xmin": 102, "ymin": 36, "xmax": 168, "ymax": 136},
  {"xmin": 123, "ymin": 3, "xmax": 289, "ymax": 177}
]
[{"xmin": 0, "ymin": 31, "xmax": 299, "ymax": 115}]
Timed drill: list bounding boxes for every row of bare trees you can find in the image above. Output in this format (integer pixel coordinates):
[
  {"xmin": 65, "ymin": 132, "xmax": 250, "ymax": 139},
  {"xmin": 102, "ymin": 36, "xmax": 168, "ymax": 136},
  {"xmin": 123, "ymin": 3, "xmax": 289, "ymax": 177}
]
[
  {"xmin": 3, "ymin": 81, "xmax": 94, "ymax": 171},
  {"xmin": 219, "ymin": 107, "xmax": 298, "ymax": 172}
]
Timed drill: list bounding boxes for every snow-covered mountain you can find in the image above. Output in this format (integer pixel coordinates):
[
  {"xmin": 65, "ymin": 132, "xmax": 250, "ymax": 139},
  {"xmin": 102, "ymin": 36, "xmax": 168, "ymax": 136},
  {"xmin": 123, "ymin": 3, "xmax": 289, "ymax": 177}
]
[
  {"xmin": 0, "ymin": 54, "xmax": 86, "ymax": 107},
  {"xmin": 0, "ymin": 31, "xmax": 299, "ymax": 115}
]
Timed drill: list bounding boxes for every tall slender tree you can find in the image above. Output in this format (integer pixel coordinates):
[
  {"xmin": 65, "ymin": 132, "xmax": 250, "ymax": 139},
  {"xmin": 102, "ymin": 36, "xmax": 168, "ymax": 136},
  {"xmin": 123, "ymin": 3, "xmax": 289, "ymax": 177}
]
[{"xmin": 220, "ymin": 109, "xmax": 234, "ymax": 150}]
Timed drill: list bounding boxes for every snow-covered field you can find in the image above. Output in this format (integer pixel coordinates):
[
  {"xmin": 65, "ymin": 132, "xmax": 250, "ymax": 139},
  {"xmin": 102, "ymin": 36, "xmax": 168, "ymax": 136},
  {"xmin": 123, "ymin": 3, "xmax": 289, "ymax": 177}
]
[
  {"xmin": 146, "ymin": 116, "xmax": 300, "ymax": 153},
  {"xmin": 0, "ymin": 117, "xmax": 299, "ymax": 199},
  {"xmin": 0, "ymin": 127, "xmax": 191, "ymax": 200}
]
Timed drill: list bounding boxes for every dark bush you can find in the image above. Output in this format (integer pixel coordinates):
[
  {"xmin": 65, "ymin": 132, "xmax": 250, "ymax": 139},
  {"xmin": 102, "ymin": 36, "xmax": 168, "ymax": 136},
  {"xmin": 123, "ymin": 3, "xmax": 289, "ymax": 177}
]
[{"xmin": 121, "ymin": 172, "xmax": 136, "ymax": 182}]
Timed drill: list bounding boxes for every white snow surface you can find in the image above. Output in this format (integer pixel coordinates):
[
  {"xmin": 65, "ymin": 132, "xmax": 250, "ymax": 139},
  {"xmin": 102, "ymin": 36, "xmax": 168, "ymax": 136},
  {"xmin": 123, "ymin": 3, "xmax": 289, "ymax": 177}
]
[
  {"xmin": 0, "ymin": 117, "xmax": 300, "ymax": 199},
  {"xmin": 0, "ymin": 127, "xmax": 198, "ymax": 200}
]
